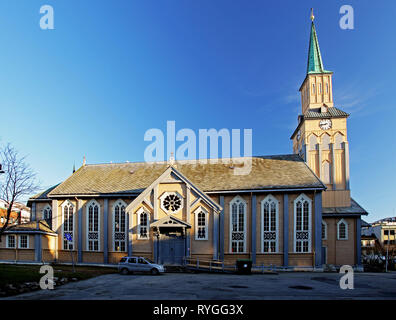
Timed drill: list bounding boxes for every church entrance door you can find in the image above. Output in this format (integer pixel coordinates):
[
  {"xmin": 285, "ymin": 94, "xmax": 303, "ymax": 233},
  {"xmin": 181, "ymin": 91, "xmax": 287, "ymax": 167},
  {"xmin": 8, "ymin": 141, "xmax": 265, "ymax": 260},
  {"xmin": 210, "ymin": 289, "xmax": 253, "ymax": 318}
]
[{"xmin": 158, "ymin": 229, "xmax": 185, "ymax": 265}]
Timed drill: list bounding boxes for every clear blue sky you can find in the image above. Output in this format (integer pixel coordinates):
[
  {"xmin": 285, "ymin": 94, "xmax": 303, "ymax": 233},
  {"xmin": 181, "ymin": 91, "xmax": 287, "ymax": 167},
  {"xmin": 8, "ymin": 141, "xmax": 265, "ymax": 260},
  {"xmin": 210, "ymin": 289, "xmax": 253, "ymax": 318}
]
[{"xmin": 0, "ymin": 0, "xmax": 394, "ymax": 222}]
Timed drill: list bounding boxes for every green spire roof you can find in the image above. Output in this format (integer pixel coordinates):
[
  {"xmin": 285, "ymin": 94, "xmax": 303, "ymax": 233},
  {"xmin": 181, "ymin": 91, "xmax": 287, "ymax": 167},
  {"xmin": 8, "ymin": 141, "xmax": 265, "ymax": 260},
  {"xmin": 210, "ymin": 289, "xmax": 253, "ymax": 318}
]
[{"xmin": 307, "ymin": 20, "xmax": 332, "ymax": 75}]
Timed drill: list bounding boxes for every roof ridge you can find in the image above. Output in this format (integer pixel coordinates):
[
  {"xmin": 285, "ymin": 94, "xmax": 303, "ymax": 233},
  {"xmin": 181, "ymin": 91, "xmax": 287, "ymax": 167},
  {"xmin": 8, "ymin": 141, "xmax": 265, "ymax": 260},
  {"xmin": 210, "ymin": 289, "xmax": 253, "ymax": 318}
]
[{"xmin": 82, "ymin": 154, "xmax": 300, "ymax": 167}]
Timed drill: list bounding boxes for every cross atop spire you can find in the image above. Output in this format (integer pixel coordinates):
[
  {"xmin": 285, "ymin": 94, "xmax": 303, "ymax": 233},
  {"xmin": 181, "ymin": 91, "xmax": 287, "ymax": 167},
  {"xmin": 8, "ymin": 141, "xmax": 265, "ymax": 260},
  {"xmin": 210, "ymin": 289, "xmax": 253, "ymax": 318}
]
[
  {"xmin": 306, "ymin": 9, "xmax": 332, "ymax": 75},
  {"xmin": 310, "ymin": 8, "xmax": 315, "ymax": 21}
]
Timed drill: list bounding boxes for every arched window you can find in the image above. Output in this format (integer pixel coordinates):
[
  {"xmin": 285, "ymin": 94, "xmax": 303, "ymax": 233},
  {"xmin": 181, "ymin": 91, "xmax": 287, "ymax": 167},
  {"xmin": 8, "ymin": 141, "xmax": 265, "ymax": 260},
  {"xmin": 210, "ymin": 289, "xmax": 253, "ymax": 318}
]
[
  {"xmin": 319, "ymin": 83, "xmax": 322, "ymax": 94},
  {"xmin": 113, "ymin": 200, "xmax": 127, "ymax": 252},
  {"xmin": 308, "ymin": 134, "xmax": 318, "ymax": 151},
  {"xmin": 137, "ymin": 208, "xmax": 150, "ymax": 239},
  {"xmin": 42, "ymin": 205, "xmax": 52, "ymax": 229},
  {"xmin": 322, "ymin": 221, "xmax": 327, "ymax": 240},
  {"xmin": 312, "ymin": 83, "xmax": 316, "ymax": 94},
  {"xmin": 261, "ymin": 195, "xmax": 279, "ymax": 253},
  {"xmin": 62, "ymin": 200, "xmax": 75, "ymax": 250},
  {"xmin": 87, "ymin": 200, "xmax": 100, "ymax": 251},
  {"xmin": 337, "ymin": 219, "xmax": 348, "ymax": 240},
  {"xmin": 334, "ymin": 132, "xmax": 344, "ymax": 150},
  {"xmin": 321, "ymin": 133, "xmax": 331, "ymax": 150},
  {"xmin": 229, "ymin": 196, "xmax": 247, "ymax": 253},
  {"xmin": 322, "ymin": 161, "xmax": 331, "ymax": 185},
  {"xmin": 294, "ymin": 194, "xmax": 312, "ymax": 253},
  {"xmin": 195, "ymin": 207, "xmax": 208, "ymax": 240}
]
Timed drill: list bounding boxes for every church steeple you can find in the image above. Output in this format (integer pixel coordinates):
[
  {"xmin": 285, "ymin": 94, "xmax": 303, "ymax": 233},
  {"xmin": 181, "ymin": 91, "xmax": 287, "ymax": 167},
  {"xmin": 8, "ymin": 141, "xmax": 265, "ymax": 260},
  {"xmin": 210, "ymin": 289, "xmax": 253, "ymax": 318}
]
[
  {"xmin": 292, "ymin": 10, "xmax": 352, "ymax": 209},
  {"xmin": 299, "ymin": 9, "xmax": 334, "ymax": 114},
  {"xmin": 307, "ymin": 9, "xmax": 331, "ymax": 75}
]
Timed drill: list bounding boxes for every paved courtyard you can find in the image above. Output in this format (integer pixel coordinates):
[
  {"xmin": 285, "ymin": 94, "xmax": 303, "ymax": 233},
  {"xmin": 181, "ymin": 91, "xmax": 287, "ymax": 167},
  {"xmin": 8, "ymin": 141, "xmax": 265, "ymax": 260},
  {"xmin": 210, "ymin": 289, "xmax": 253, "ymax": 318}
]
[{"xmin": 3, "ymin": 271, "xmax": 396, "ymax": 300}]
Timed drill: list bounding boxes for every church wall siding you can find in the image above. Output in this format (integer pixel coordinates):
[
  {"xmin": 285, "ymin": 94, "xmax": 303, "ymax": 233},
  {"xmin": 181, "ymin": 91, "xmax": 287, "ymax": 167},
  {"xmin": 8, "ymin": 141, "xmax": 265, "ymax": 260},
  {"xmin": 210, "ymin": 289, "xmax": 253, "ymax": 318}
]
[
  {"xmin": 322, "ymin": 217, "xmax": 356, "ymax": 266},
  {"xmin": 190, "ymin": 203, "xmax": 214, "ymax": 256}
]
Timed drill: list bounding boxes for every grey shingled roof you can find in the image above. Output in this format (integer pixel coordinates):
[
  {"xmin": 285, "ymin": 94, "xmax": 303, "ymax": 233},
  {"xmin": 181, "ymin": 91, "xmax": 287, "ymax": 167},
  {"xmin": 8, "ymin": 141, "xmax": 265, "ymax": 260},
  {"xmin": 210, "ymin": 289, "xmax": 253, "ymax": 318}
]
[
  {"xmin": 30, "ymin": 184, "xmax": 60, "ymax": 200},
  {"xmin": 304, "ymin": 107, "xmax": 349, "ymax": 119},
  {"xmin": 41, "ymin": 155, "xmax": 325, "ymax": 197},
  {"xmin": 5, "ymin": 220, "xmax": 56, "ymax": 234},
  {"xmin": 322, "ymin": 198, "xmax": 368, "ymax": 216},
  {"xmin": 291, "ymin": 106, "xmax": 349, "ymax": 139}
]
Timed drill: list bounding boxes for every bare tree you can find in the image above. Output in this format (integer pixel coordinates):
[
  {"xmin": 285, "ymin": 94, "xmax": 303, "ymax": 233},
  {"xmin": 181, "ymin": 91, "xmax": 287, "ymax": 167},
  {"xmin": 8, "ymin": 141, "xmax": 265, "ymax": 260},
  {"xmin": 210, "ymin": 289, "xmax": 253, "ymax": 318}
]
[{"xmin": 0, "ymin": 143, "xmax": 40, "ymax": 240}]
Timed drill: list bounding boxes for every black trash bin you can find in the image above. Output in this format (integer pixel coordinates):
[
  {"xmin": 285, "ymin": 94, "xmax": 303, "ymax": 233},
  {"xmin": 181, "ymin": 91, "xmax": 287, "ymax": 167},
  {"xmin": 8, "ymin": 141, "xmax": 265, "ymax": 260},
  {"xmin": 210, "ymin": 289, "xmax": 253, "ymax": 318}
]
[{"xmin": 236, "ymin": 259, "xmax": 252, "ymax": 275}]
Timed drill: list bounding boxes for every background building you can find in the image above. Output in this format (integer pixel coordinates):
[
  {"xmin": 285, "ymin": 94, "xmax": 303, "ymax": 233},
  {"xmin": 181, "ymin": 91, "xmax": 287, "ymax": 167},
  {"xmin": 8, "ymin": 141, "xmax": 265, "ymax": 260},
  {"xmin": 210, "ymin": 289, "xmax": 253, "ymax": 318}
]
[{"xmin": 0, "ymin": 199, "xmax": 31, "ymax": 227}]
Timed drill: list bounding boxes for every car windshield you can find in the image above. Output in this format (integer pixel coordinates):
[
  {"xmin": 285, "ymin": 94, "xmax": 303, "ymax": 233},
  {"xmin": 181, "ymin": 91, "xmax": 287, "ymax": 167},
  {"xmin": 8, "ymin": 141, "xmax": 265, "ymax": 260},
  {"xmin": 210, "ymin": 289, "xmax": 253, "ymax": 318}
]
[{"xmin": 144, "ymin": 258, "xmax": 154, "ymax": 264}]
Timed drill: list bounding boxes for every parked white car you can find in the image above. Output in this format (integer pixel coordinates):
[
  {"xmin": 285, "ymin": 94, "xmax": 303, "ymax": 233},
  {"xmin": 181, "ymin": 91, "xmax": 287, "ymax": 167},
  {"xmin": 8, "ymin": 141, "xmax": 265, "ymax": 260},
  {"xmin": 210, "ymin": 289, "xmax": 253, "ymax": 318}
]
[{"xmin": 118, "ymin": 256, "xmax": 165, "ymax": 275}]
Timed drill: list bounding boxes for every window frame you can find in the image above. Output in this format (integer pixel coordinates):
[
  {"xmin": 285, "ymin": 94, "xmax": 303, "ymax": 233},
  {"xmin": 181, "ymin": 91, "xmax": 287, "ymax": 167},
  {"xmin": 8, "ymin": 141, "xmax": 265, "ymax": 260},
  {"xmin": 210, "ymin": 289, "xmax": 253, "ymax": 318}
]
[
  {"xmin": 322, "ymin": 220, "xmax": 327, "ymax": 240},
  {"xmin": 194, "ymin": 206, "xmax": 209, "ymax": 241},
  {"xmin": 261, "ymin": 194, "xmax": 279, "ymax": 253},
  {"xmin": 42, "ymin": 204, "xmax": 52, "ymax": 229},
  {"xmin": 6, "ymin": 235, "xmax": 16, "ymax": 248},
  {"xmin": 137, "ymin": 207, "xmax": 150, "ymax": 240},
  {"xmin": 61, "ymin": 200, "xmax": 75, "ymax": 250},
  {"xmin": 18, "ymin": 234, "xmax": 29, "ymax": 249},
  {"xmin": 337, "ymin": 219, "xmax": 348, "ymax": 240},
  {"xmin": 112, "ymin": 199, "xmax": 127, "ymax": 252},
  {"xmin": 160, "ymin": 191, "xmax": 184, "ymax": 214},
  {"xmin": 293, "ymin": 194, "xmax": 312, "ymax": 253},
  {"xmin": 229, "ymin": 195, "xmax": 247, "ymax": 253},
  {"xmin": 86, "ymin": 199, "xmax": 101, "ymax": 251}
]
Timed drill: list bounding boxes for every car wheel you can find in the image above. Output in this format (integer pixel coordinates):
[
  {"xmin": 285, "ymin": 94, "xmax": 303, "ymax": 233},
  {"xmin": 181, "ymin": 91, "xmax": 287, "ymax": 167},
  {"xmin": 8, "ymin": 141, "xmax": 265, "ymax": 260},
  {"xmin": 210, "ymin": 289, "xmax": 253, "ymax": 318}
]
[
  {"xmin": 120, "ymin": 268, "xmax": 129, "ymax": 275},
  {"xmin": 151, "ymin": 268, "xmax": 159, "ymax": 275}
]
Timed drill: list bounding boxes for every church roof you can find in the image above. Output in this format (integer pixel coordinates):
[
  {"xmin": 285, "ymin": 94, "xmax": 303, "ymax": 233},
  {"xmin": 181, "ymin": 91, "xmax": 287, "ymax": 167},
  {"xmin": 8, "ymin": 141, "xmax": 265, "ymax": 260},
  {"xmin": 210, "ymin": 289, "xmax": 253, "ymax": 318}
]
[
  {"xmin": 304, "ymin": 107, "xmax": 349, "ymax": 119},
  {"xmin": 4, "ymin": 220, "xmax": 56, "ymax": 235},
  {"xmin": 306, "ymin": 19, "xmax": 332, "ymax": 75},
  {"xmin": 36, "ymin": 155, "xmax": 325, "ymax": 198},
  {"xmin": 290, "ymin": 107, "xmax": 349, "ymax": 139},
  {"xmin": 30, "ymin": 184, "xmax": 60, "ymax": 200},
  {"xmin": 322, "ymin": 198, "xmax": 368, "ymax": 216}
]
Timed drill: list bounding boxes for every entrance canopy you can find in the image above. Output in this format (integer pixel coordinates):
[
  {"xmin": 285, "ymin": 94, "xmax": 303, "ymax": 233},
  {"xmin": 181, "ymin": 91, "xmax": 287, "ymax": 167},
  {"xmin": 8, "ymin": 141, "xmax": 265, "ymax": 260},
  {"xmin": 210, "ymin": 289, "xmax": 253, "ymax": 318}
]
[{"xmin": 151, "ymin": 215, "xmax": 191, "ymax": 229}]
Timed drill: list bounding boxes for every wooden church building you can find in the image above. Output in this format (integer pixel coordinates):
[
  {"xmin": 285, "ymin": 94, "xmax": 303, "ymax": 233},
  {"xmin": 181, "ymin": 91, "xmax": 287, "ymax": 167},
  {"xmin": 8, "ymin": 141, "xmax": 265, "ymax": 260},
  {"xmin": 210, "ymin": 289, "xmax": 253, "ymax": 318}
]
[{"xmin": 0, "ymin": 13, "xmax": 368, "ymax": 270}]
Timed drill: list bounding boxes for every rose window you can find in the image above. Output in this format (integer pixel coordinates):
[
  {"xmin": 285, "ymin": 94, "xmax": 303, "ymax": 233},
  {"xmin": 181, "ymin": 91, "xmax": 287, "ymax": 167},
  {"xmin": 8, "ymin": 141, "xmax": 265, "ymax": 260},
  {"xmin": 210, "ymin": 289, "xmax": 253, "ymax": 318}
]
[{"xmin": 162, "ymin": 194, "xmax": 182, "ymax": 212}]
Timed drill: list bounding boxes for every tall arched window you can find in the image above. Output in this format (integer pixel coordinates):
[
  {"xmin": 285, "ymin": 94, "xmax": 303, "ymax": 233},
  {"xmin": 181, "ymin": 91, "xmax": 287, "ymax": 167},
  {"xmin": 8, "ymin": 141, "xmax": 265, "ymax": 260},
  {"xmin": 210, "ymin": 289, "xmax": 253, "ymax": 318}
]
[
  {"xmin": 321, "ymin": 133, "xmax": 331, "ymax": 150},
  {"xmin": 62, "ymin": 200, "xmax": 75, "ymax": 250},
  {"xmin": 322, "ymin": 161, "xmax": 331, "ymax": 185},
  {"xmin": 42, "ymin": 205, "xmax": 52, "ymax": 229},
  {"xmin": 334, "ymin": 132, "xmax": 344, "ymax": 150},
  {"xmin": 261, "ymin": 195, "xmax": 279, "ymax": 253},
  {"xmin": 308, "ymin": 134, "xmax": 318, "ymax": 151},
  {"xmin": 337, "ymin": 219, "xmax": 348, "ymax": 240},
  {"xmin": 194, "ymin": 207, "xmax": 208, "ymax": 240},
  {"xmin": 87, "ymin": 200, "xmax": 100, "ymax": 251},
  {"xmin": 137, "ymin": 208, "xmax": 150, "ymax": 240},
  {"xmin": 294, "ymin": 194, "xmax": 312, "ymax": 253},
  {"xmin": 113, "ymin": 200, "xmax": 127, "ymax": 252},
  {"xmin": 229, "ymin": 196, "xmax": 247, "ymax": 253}
]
